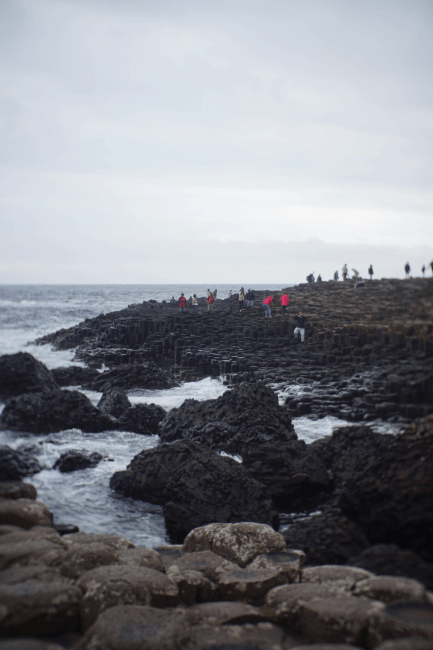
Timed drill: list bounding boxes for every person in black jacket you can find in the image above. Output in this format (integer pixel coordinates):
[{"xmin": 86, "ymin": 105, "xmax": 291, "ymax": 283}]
[
  {"xmin": 247, "ymin": 289, "xmax": 255, "ymax": 307},
  {"xmin": 294, "ymin": 312, "xmax": 305, "ymax": 342}
]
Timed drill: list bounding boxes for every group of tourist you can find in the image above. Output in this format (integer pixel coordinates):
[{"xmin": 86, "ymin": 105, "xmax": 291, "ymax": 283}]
[{"xmin": 406, "ymin": 261, "xmax": 433, "ymax": 278}]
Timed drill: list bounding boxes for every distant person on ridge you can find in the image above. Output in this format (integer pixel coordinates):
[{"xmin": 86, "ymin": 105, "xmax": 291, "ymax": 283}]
[
  {"xmin": 422, "ymin": 265, "xmax": 426, "ymax": 277},
  {"xmin": 317, "ymin": 274, "xmax": 322, "ymax": 282},
  {"xmin": 431, "ymin": 261, "xmax": 433, "ymax": 275},
  {"xmin": 279, "ymin": 292, "xmax": 289, "ymax": 316},
  {"xmin": 229, "ymin": 290, "xmax": 233, "ymax": 297},
  {"xmin": 342, "ymin": 264, "xmax": 348, "ymax": 281},
  {"xmin": 334, "ymin": 270, "xmax": 339, "ymax": 281},
  {"xmin": 206, "ymin": 293, "xmax": 215, "ymax": 312},
  {"xmin": 238, "ymin": 288, "xmax": 245, "ymax": 311},
  {"xmin": 405, "ymin": 262, "xmax": 411, "ymax": 278},
  {"xmin": 293, "ymin": 312, "xmax": 306, "ymax": 342},
  {"xmin": 179, "ymin": 293, "xmax": 186, "ymax": 313},
  {"xmin": 246, "ymin": 288, "xmax": 254, "ymax": 307},
  {"xmin": 368, "ymin": 265, "xmax": 374, "ymax": 280},
  {"xmin": 192, "ymin": 294, "xmax": 198, "ymax": 314},
  {"xmin": 262, "ymin": 294, "xmax": 273, "ymax": 317}
]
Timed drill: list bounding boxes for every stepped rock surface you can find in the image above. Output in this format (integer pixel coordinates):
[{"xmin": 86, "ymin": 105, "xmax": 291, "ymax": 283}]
[{"xmin": 91, "ymin": 360, "xmax": 178, "ymax": 391}]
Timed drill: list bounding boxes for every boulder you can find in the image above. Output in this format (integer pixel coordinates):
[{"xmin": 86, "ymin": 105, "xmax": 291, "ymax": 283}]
[
  {"xmin": 347, "ymin": 544, "xmax": 433, "ymax": 590},
  {"xmin": 0, "ymin": 565, "xmax": 81, "ymax": 637},
  {"xmin": 323, "ymin": 419, "xmax": 433, "ymax": 561},
  {"xmin": 51, "ymin": 365, "xmax": 99, "ymax": 387},
  {"xmin": 53, "ymin": 450, "xmax": 103, "ymax": 473},
  {"xmin": 282, "ymin": 508, "xmax": 370, "ymax": 566},
  {"xmin": 76, "ymin": 564, "xmax": 179, "ymax": 630},
  {"xmin": 353, "ymin": 575, "xmax": 427, "ymax": 603},
  {"xmin": 242, "ymin": 440, "xmax": 331, "ymax": 509},
  {"xmin": 0, "ymin": 352, "xmax": 58, "ymax": 398},
  {"xmin": 158, "ymin": 382, "xmax": 297, "ymax": 456},
  {"xmin": 265, "ymin": 582, "xmax": 350, "ymax": 626},
  {"xmin": 368, "ymin": 601, "xmax": 433, "ymax": 647},
  {"xmin": 0, "ymin": 389, "xmax": 114, "ymax": 434},
  {"xmin": 182, "ymin": 522, "xmax": 286, "ymax": 567},
  {"xmin": 75, "ymin": 604, "xmax": 190, "ymax": 650},
  {"xmin": 116, "ymin": 547, "xmax": 164, "ymax": 572},
  {"xmin": 0, "ymin": 532, "xmax": 67, "ymax": 571},
  {"xmin": 110, "ymin": 440, "xmax": 279, "ymax": 543},
  {"xmin": 91, "ymin": 361, "xmax": 178, "ymax": 391},
  {"xmin": 0, "ymin": 481, "xmax": 37, "ymax": 500},
  {"xmin": 301, "ymin": 565, "xmax": 373, "ymax": 589},
  {"xmin": 0, "ymin": 639, "xmax": 66, "ymax": 650},
  {"xmin": 165, "ymin": 566, "xmax": 216, "ymax": 605},
  {"xmin": 215, "ymin": 564, "xmax": 287, "ymax": 601},
  {"xmin": 185, "ymin": 601, "xmax": 269, "ymax": 626},
  {"xmin": 188, "ymin": 621, "xmax": 296, "ymax": 650},
  {"xmin": 165, "ymin": 550, "xmax": 238, "ymax": 582},
  {"xmin": 374, "ymin": 639, "xmax": 433, "ymax": 649},
  {"xmin": 118, "ymin": 403, "xmax": 166, "ymax": 435},
  {"xmin": 248, "ymin": 549, "xmax": 306, "ymax": 583},
  {"xmin": 97, "ymin": 386, "xmax": 132, "ymax": 418},
  {"xmin": 0, "ymin": 499, "xmax": 52, "ymax": 529},
  {"xmin": 0, "ymin": 446, "xmax": 42, "ymax": 480}
]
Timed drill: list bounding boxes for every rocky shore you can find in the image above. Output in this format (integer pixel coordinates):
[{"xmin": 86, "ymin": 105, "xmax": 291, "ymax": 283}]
[{"xmin": 0, "ymin": 277, "xmax": 433, "ymax": 647}]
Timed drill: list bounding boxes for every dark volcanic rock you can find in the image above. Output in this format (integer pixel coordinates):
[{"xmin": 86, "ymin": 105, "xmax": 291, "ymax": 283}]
[
  {"xmin": 282, "ymin": 508, "xmax": 369, "ymax": 566},
  {"xmin": 53, "ymin": 450, "xmax": 103, "ymax": 473},
  {"xmin": 318, "ymin": 417, "xmax": 433, "ymax": 561},
  {"xmin": 110, "ymin": 439, "xmax": 279, "ymax": 543},
  {"xmin": 347, "ymin": 544, "xmax": 433, "ymax": 590},
  {"xmin": 97, "ymin": 387, "xmax": 132, "ymax": 418},
  {"xmin": 0, "ymin": 352, "xmax": 58, "ymax": 399},
  {"xmin": 0, "ymin": 446, "xmax": 42, "ymax": 480},
  {"xmin": 0, "ymin": 390, "xmax": 114, "ymax": 434},
  {"xmin": 51, "ymin": 365, "xmax": 100, "ymax": 387},
  {"xmin": 158, "ymin": 382, "xmax": 296, "ymax": 456},
  {"xmin": 242, "ymin": 440, "xmax": 331, "ymax": 510},
  {"xmin": 91, "ymin": 361, "xmax": 178, "ymax": 391},
  {"xmin": 118, "ymin": 403, "xmax": 166, "ymax": 435}
]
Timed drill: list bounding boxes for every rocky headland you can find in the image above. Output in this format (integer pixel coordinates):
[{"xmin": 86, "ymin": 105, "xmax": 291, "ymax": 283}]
[{"xmin": 1, "ymin": 277, "xmax": 433, "ymax": 647}]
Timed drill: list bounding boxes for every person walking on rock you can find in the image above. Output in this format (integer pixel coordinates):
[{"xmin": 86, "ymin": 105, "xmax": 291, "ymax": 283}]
[
  {"xmin": 293, "ymin": 312, "xmax": 306, "ymax": 342},
  {"xmin": 262, "ymin": 294, "xmax": 273, "ymax": 317},
  {"xmin": 342, "ymin": 264, "xmax": 348, "ymax": 280},
  {"xmin": 405, "ymin": 262, "xmax": 411, "ymax": 278},
  {"xmin": 238, "ymin": 288, "xmax": 245, "ymax": 311},
  {"xmin": 368, "ymin": 265, "xmax": 374, "ymax": 280},
  {"xmin": 206, "ymin": 293, "xmax": 215, "ymax": 312},
  {"xmin": 279, "ymin": 292, "xmax": 289, "ymax": 316},
  {"xmin": 192, "ymin": 294, "xmax": 198, "ymax": 314},
  {"xmin": 179, "ymin": 293, "xmax": 186, "ymax": 313}
]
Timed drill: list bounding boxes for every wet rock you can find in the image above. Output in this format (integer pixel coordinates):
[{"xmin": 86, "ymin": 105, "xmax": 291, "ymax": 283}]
[
  {"xmin": 153, "ymin": 544, "xmax": 185, "ymax": 570},
  {"xmin": 0, "ymin": 498, "xmax": 52, "ymax": 529},
  {"xmin": 301, "ymin": 565, "xmax": 373, "ymax": 589},
  {"xmin": 0, "ymin": 566, "xmax": 81, "ymax": 637},
  {"xmin": 290, "ymin": 645, "xmax": 364, "ymax": 650},
  {"xmin": 374, "ymin": 638, "xmax": 433, "ymax": 649},
  {"xmin": 75, "ymin": 604, "xmax": 190, "ymax": 650},
  {"xmin": 353, "ymin": 575, "xmax": 427, "ymax": 603},
  {"xmin": 347, "ymin": 544, "xmax": 433, "ymax": 590},
  {"xmin": 0, "ymin": 528, "xmax": 66, "ymax": 570},
  {"xmin": 0, "ymin": 480, "xmax": 37, "ymax": 500},
  {"xmin": 91, "ymin": 361, "xmax": 178, "ymax": 391},
  {"xmin": 298, "ymin": 595, "xmax": 384, "ymax": 646},
  {"xmin": 188, "ymin": 621, "xmax": 296, "ymax": 650},
  {"xmin": 97, "ymin": 386, "xmax": 132, "ymax": 418},
  {"xmin": 0, "ymin": 389, "xmax": 114, "ymax": 434},
  {"xmin": 53, "ymin": 450, "xmax": 103, "ymax": 473},
  {"xmin": 116, "ymin": 546, "xmax": 164, "ymax": 572},
  {"xmin": 76, "ymin": 564, "xmax": 179, "ymax": 629},
  {"xmin": 110, "ymin": 441, "xmax": 279, "ymax": 544},
  {"xmin": 248, "ymin": 549, "xmax": 306, "ymax": 583},
  {"xmin": 62, "ymin": 531, "xmax": 134, "ymax": 550},
  {"xmin": 58, "ymin": 542, "xmax": 124, "ymax": 579},
  {"xmin": 265, "ymin": 582, "xmax": 349, "ymax": 626},
  {"xmin": 0, "ymin": 639, "xmax": 67, "ymax": 650},
  {"xmin": 51, "ymin": 365, "xmax": 100, "ymax": 387},
  {"xmin": 0, "ymin": 446, "xmax": 42, "ymax": 480},
  {"xmin": 183, "ymin": 522, "xmax": 286, "ymax": 567},
  {"xmin": 368, "ymin": 601, "xmax": 433, "ymax": 647},
  {"xmin": 242, "ymin": 440, "xmax": 331, "ymax": 509},
  {"xmin": 165, "ymin": 565, "xmax": 216, "ymax": 605},
  {"xmin": 282, "ymin": 508, "xmax": 369, "ymax": 566},
  {"xmin": 0, "ymin": 352, "xmax": 58, "ymax": 398},
  {"xmin": 185, "ymin": 601, "xmax": 269, "ymax": 626},
  {"xmin": 118, "ymin": 402, "xmax": 166, "ymax": 435},
  {"xmin": 159, "ymin": 382, "xmax": 297, "ymax": 456},
  {"xmin": 166, "ymin": 550, "xmax": 238, "ymax": 581}
]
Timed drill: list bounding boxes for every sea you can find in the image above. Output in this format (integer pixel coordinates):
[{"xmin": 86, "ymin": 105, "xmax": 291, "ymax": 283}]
[{"xmin": 0, "ymin": 284, "xmax": 399, "ymax": 547}]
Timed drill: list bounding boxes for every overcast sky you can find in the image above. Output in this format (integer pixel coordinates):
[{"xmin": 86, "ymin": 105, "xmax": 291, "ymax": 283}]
[{"xmin": 1, "ymin": 0, "xmax": 432, "ymax": 284}]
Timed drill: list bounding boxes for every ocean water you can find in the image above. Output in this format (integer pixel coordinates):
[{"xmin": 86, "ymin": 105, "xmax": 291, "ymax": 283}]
[{"xmin": 0, "ymin": 284, "xmax": 402, "ymax": 546}]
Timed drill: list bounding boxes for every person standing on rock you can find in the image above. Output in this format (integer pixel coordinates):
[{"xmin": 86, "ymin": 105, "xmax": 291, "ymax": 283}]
[
  {"xmin": 368, "ymin": 265, "xmax": 374, "ymax": 280},
  {"xmin": 207, "ymin": 293, "xmax": 215, "ymax": 312},
  {"xmin": 293, "ymin": 312, "xmax": 305, "ymax": 341},
  {"xmin": 422, "ymin": 265, "xmax": 426, "ymax": 277},
  {"xmin": 179, "ymin": 294, "xmax": 186, "ymax": 313},
  {"xmin": 405, "ymin": 262, "xmax": 411, "ymax": 278},
  {"xmin": 279, "ymin": 292, "xmax": 289, "ymax": 316},
  {"xmin": 213, "ymin": 289, "xmax": 218, "ymax": 298},
  {"xmin": 170, "ymin": 296, "xmax": 176, "ymax": 304},
  {"xmin": 342, "ymin": 264, "xmax": 348, "ymax": 281},
  {"xmin": 207, "ymin": 289, "xmax": 211, "ymax": 298},
  {"xmin": 238, "ymin": 288, "xmax": 245, "ymax": 311},
  {"xmin": 262, "ymin": 294, "xmax": 273, "ymax": 317},
  {"xmin": 431, "ymin": 261, "xmax": 433, "ymax": 275},
  {"xmin": 317, "ymin": 274, "xmax": 322, "ymax": 282},
  {"xmin": 192, "ymin": 294, "xmax": 198, "ymax": 314},
  {"xmin": 229, "ymin": 290, "xmax": 232, "ymax": 298},
  {"xmin": 334, "ymin": 270, "xmax": 339, "ymax": 281},
  {"xmin": 247, "ymin": 289, "xmax": 255, "ymax": 307}
]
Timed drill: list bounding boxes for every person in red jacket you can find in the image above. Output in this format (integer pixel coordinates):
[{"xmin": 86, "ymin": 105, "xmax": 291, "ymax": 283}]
[
  {"xmin": 279, "ymin": 292, "xmax": 289, "ymax": 316},
  {"xmin": 262, "ymin": 295, "xmax": 273, "ymax": 317},
  {"xmin": 179, "ymin": 293, "xmax": 186, "ymax": 313},
  {"xmin": 207, "ymin": 293, "xmax": 215, "ymax": 312}
]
